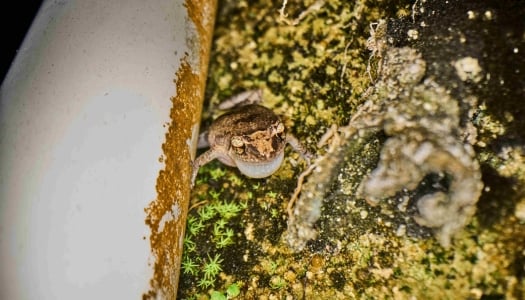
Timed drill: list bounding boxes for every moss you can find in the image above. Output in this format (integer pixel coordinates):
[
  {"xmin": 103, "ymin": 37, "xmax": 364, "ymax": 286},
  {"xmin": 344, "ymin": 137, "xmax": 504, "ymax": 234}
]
[{"xmin": 180, "ymin": 0, "xmax": 525, "ymax": 298}]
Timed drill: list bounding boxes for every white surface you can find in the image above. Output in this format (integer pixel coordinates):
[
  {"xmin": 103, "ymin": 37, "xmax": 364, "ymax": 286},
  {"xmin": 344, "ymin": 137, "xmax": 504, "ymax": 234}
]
[{"xmin": 0, "ymin": 0, "xmax": 189, "ymax": 298}]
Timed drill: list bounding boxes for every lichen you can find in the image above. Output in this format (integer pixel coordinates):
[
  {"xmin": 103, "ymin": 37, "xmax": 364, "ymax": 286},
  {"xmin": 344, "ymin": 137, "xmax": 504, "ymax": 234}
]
[
  {"xmin": 356, "ymin": 45, "xmax": 484, "ymax": 248},
  {"xmin": 180, "ymin": 0, "xmax": 525, "ymax": 298},
  {"xmin": 286, "ymin": 27, "xmax": 484, "ymax": 249}
]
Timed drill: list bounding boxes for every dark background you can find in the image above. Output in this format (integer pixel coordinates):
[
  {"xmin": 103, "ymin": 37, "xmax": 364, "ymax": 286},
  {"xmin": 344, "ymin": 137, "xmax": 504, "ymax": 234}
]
[{"xmin": 1, "ymin": 1, "xmax": 43, "ymax": 84}]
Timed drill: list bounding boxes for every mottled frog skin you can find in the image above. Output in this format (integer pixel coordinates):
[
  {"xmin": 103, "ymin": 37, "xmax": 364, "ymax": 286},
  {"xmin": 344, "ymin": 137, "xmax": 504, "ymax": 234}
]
[{"xmin": 191, "ymin": 92, "xmax": 309, "ymax": 186}]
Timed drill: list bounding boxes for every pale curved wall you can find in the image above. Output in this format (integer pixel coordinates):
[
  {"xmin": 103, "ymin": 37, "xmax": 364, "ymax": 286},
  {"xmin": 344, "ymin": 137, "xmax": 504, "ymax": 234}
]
[{"xmin": 0, "ymin": 0, "xmax": 190, "ymax": 298}]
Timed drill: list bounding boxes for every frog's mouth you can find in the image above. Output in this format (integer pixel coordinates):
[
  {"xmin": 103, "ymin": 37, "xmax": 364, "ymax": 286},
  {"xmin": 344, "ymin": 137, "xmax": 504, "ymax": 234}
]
[{"xmin": 234, "ymin": 151, "xmax": 284, "ymax": 178}]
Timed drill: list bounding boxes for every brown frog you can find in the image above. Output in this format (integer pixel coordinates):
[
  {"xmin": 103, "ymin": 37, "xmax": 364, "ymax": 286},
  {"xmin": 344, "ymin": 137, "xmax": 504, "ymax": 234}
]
[{"xmin": 191, "ymin": 90, "xmax": 310, "ymax": 186}]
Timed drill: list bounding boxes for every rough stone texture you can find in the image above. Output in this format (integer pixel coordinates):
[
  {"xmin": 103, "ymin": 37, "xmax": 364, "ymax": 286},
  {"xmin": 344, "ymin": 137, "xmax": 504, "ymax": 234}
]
[
  {"xmin": 357, "ymin": 45, "xmax": 483, "ymax": 248},
  {"xmin": 179, "ymin": 0, "xmax": 525, "ymax": 299}
]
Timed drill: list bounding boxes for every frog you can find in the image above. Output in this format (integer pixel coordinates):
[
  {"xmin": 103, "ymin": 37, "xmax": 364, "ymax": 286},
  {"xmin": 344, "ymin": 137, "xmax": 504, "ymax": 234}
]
[{"xmin": 191, "ymin": 89, "xmax": 310, "ymax": 186}]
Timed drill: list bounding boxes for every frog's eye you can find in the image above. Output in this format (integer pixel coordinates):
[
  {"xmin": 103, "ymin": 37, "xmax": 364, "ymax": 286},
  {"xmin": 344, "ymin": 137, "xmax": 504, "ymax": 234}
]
[
  {"xmin": 231, "ymin": 136, "xmax": 244, "ymax": 148},
  {"xmin": 275, "ymin": 122, "xmax": 285, "ymax": 134}
]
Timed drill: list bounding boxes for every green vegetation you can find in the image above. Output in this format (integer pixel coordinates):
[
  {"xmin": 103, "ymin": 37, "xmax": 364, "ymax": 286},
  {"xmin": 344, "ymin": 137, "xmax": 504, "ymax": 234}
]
[
  {"xmin": 181, "ymin": 0, "xmax": 525, "ymax": 298},
  {"xmin": 203, "ymin": 254, "xmax": 223, "ymax": 279},
  {"xmin": 209, "ymin": 283, "xmax": 241, "ymax": 300},
  {"xmin": 269, "ymin": 276, "xmax": 287, "ymax": 290},
  {"xmin": 180, "ymin": 186, "xmax": 246, "ymax": 297},
  {"xmin": 181, "ymin": 257, "xmax": 199, "ymax": 276}
]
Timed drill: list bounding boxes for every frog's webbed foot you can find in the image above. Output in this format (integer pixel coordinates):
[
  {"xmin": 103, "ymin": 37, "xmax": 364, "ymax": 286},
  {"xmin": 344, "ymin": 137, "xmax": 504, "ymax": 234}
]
[{"xmin": 218, "ymin": 89, "xmax": 263, "ymax": 110}]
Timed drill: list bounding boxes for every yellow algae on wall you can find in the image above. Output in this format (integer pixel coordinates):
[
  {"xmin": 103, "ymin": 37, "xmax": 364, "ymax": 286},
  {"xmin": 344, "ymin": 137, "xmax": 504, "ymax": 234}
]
[{"xmin": 143, "ymin": 0, "xmax": 217, "ymax": 299}]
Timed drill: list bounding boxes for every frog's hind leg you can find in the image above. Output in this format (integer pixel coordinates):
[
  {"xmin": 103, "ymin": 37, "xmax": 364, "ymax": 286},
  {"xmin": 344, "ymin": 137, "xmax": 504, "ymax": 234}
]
[
  {"xmin": 197, "ymin": 131, "xmax": 209, "ymax": 148},
  {"xmin": 218, "ymin": 89, "xmax": 263, "ymax": 110}
]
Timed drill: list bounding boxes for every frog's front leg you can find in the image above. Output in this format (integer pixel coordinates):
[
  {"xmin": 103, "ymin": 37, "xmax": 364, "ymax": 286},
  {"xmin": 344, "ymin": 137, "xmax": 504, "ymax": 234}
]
[
  {"xmin": 192, "ymin": 146, "xmax": 238, "ymax": 186},
  {"xmin": 286, "ymin": 134, "xmax": 313, "ymax": 165},
  {"xmin": 191, "ymin": 149, "xmax": 218, "ymax": 187}
]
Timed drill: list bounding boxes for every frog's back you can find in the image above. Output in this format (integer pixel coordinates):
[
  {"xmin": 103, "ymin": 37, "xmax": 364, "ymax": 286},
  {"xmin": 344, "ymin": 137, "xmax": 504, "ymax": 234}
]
[{"xmin": 209, "ymin": 105, "xmax": 281, "ymax": 141}]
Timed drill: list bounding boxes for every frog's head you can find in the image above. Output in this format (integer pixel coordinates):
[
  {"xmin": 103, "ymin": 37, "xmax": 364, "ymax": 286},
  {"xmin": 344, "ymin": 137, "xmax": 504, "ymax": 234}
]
[{"xmin": 229, "ymin": 120, "xmax": 287, "ymax": 177}]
